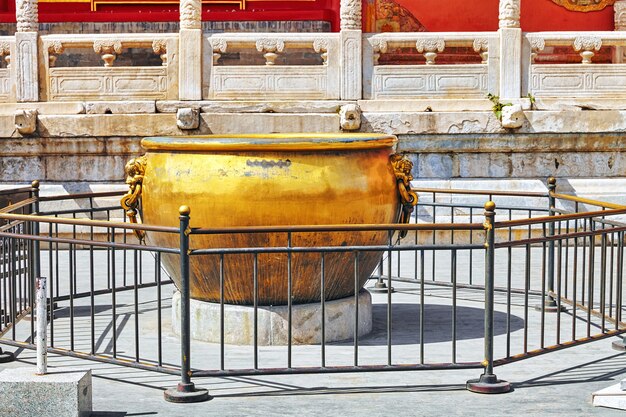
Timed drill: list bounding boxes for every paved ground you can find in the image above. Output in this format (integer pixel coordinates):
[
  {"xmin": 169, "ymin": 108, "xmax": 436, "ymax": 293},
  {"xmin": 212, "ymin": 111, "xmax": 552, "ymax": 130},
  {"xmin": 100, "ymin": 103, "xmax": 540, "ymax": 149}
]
[
  {"xmin": 2, "ymin": 336, "xmax": 626, "ymax": 417},
  {"xmin": 2, "ymin": 245, "xmax": 626, "ymax": 416}
]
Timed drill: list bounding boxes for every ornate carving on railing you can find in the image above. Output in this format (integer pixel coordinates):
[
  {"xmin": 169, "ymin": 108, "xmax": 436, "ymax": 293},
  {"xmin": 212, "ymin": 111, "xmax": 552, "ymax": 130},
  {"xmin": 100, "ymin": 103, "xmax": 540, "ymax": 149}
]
[
  {"xmin": 340, "ymin": 0, "xmax": 361, "ymax": 31},
  {"xmin": 313, "ymin": 38, "xmax": 329, "ymax": 65},
  {"xmin": 93, "ymin": 40, "xmax": 123, "ymax": 67},
  {"xmin": 46, "ymin": 40, "xmax": 64, "ymax": 67},
  {"xmin": 529, "ymin": 37, "xmax": 545, "ymax": 63},
  {"xmin": 573, "ymin": 36, "xmax": 602, "ymax": 64},
  {"xmin": 152, "ymin": 39, "xmax": 167, "ymax": 66},
  {"xmin": 371, "ymin": 38, "xmax": 388, "ymax": 65},
  {"xmin": 180, "ymin": 0, "xmax": 201, "ymax": 30},
  {"xmin": 256, "ymin": 38, "xmax": 285, "ymax": 65},
  {"xmin": 499, "ymin": 0, "xmax": 520, "ymax": 29},
  {"xmin": 473, "ymin": 38, "xmax": 489, "ymax": 64},
  {"xmin": 0, "ymin": 41, "xmax": 11, "ymax": 69},
  {"xmin": 211, "ymin": 38, "xmax": 227, "ymax": 65},
  {"xmin": 416, "ymin": 38, "xmax": 445, "ymax": 65},
  {"xmin": 616, "ymin": 1, "xmax": 626, "ymax": 31},
  {"xmin": 16, "ymin": 0, "xmax": 38, "ymax": 32}
]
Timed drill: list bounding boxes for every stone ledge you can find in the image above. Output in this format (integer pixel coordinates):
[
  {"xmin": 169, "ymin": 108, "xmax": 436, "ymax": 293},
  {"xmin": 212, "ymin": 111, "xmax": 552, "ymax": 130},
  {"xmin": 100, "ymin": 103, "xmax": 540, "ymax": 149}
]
[
  {"xmin": 0, "ymin": 367, "xmax": 92, "ymax": 417},
  {"xmin": 157, "ymin": 100, "xmax": 346, "ymax": 114}
]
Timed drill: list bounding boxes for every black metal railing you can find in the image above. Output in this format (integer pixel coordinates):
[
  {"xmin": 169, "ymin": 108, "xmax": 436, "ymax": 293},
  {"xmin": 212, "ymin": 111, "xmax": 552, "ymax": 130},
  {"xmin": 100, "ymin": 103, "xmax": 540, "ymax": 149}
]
[{"xmin": 0, "ymin": 178, "xmax": 624, "ymax": 401}]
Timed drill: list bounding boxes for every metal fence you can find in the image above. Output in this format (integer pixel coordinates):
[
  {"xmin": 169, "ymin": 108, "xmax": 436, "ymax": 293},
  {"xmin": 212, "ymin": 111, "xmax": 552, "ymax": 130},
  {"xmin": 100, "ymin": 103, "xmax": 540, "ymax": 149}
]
[{"xmin": 0, "ymin": 178, "xmax": 624, "ymax": 400}]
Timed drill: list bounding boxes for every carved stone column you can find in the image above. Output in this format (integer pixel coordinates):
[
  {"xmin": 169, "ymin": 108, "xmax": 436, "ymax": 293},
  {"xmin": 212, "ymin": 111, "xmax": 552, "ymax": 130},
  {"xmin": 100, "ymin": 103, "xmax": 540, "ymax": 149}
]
[
  {"xmin": 616, "ymin": 1, "xmax": 626, "ymax": 30},
  {"xmin": 498, "ymin": 0, "xmax": 521, "ymax": 99},
  {"xmin": 15, "ymin": 0, "xmax": 39, "ymax": 102},
  {"xmin": 614, "ymin": 1, "xmax": 626, "ymax": 62},
  {"xmin": 179, "ymin": 0, "xmax": 202, "ymax": 100},
  {"xmin": 340, "ymin": 0, "xmax": 362, "ymax": 100}
]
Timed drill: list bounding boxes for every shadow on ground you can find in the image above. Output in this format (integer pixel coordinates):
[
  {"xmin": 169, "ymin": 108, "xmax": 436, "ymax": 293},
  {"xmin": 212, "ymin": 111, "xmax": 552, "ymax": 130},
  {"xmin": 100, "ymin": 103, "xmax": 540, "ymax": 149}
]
[{"xmin": 333, "ymin": 303, "xmax": 524, "ymax": 346}]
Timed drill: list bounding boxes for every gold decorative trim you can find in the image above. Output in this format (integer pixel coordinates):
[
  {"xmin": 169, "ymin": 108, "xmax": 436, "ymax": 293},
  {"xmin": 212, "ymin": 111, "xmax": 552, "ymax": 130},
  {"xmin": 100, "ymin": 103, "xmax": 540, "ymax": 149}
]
[{"xmin": 550, "ymin": 0, "xmax": 616, "ymax": 12}]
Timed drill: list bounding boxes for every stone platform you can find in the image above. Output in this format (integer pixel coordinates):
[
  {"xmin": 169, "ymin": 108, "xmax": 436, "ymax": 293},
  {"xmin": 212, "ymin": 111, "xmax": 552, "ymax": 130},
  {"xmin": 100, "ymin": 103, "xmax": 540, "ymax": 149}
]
[{"xmin": 172, "ymin": 290, "xmax": 373, "ymax": 345}]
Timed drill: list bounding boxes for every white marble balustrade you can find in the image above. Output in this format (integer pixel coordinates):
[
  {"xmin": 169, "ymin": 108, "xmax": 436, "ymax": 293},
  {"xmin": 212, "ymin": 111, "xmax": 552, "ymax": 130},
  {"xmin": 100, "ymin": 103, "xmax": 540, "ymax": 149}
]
[
  {"xmin": 525, "ymin": 32, "xmax": 626, "ymax": 98},
  {"xmin": 363, "ymin": 32, "xmax": 500, "ymax": 100},
  {"xmin": 39, "ymin": 33, "xmax": 179, "ymax": 101},
  {"xmin": 203, "ymin": 33, "xmax": 341, "ymax": 100}
]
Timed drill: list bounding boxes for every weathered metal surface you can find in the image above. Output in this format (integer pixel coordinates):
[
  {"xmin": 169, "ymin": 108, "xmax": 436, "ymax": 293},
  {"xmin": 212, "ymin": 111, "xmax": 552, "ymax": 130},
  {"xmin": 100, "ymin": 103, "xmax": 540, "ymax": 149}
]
[{"xmin": 132, "ymin": 134, "xmax": 408, "ymax": 306}]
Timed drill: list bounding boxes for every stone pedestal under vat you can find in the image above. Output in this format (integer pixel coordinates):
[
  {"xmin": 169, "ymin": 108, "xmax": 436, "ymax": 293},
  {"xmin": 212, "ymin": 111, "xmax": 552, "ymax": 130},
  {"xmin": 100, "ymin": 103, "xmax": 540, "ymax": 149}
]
[{"xmin": 172, "ymin": 290, "xmax": 373, "ymax": 345}]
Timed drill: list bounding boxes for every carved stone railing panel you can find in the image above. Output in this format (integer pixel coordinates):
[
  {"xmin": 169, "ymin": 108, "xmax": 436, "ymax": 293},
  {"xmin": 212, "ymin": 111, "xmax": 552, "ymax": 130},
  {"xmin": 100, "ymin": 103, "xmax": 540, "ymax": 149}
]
[
  {"xmin": 204, "ymin": 33, "xmax": 340, "ymax": 100},
  {"xmin": 372, "ymin": 65, "xmax": 488, "ymax": 99},
  {"xmin": 40, "ymin": 34, "xmax": 178, "ymax": 101},
  {"xmin": 48, "ymin": 67, "xmax": 168, "ymax": 100},
  {"xmin": 525, "ymin": 32, "xmax": 626, "ymax": 97},
  {"xmin": 530, "ymin": 64, "xmax": 626, "ymax": 97},
  {"xmin": 364, "ymin": 33, "xmax": 499, "ymax": 100}
]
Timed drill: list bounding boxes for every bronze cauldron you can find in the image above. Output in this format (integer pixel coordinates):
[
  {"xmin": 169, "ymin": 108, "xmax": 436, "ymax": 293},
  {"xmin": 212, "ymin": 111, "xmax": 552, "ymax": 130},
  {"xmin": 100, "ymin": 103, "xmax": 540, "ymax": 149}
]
[{"xmin": 121, "ymin": 134, "xmax": 416, "ymax": 305}]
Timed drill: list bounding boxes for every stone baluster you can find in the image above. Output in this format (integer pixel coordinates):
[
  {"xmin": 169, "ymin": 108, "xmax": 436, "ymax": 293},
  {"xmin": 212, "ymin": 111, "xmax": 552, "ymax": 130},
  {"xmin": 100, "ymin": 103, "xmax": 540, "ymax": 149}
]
[
  {"xmin": 15, "ymin": 0, "xmax": 39, "ymax": 102},
  {"xmin": 313, "ymin": 38, "xmax": 329, "ymax": 65},
  {"xmin": 473, "ymin": 38, "xmax": 489, "ymax": 64},
  {"xmin": 0, "ymin": 42, "xmax": 10, "ymax": 69},
  {"xmin": 256, "ymin": 39, "xmax": 284, "ymax": 66},
  {"xmin": 152, "ymin": 39, "xmax": 167, "ymax": 66},
  {"xmin": 211, "ymin": 38, "xmax": 227, "ymax": 65},
  {"xmin": 46, "ymin": 40, "xmax": 63, "ymax": 67},
  {"xmin": 93, "ymin": 40, "xmax": 122, "ymax": 67},
  {"xmin": 179, "ymin": 0, "xmax": 202, "ymax": 100},
  {"xmin": 498, "ymin": 0, "xmax": 521, "ymax": 99},
  {"xmin": 340, "ymin": 0, "xmax": 362, "ymax": 99},
  {"xmin": 416, "ymin": 38, "xmax": 445, "ymax": 65},
  {"xmin": 371, "ymin": 38, "xmax": 387, "ymax": 65},
  {"xmin": 574, "ymin": 36, "xmax": 602, "ymax": 64},
  {"xmin": 529, "ymin": 37, "xmax": 545, "ymax": 64}
]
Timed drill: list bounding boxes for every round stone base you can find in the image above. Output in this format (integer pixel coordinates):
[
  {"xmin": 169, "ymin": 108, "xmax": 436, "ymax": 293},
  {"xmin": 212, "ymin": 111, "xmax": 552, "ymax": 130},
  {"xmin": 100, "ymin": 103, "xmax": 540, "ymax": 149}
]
[{"xmin": 172, "ymin": 290, "xmax": 372, "ymax": 345}]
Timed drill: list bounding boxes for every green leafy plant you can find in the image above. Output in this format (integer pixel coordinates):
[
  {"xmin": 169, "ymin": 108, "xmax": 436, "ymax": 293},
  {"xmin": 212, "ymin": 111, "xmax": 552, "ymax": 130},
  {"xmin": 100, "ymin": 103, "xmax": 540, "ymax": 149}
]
[
  {"xmin": 526, "ymin": 93, "xmax": 536, "ymax": 110},
  {"xmin": 487, "ymin": 93, "xmax": 512, "ymax": 121}
]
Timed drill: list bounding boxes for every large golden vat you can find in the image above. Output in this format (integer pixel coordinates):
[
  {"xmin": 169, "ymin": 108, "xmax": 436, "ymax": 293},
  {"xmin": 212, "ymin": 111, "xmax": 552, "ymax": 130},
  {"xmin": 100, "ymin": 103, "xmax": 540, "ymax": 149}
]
[{"xmin": 122, "ymin": 134, "xmax": 415, "ymax": 305}]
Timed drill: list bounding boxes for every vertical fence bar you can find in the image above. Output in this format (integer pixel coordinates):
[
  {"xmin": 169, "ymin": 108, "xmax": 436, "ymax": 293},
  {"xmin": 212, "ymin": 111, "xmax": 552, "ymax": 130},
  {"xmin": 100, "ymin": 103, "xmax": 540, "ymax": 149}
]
[
  {"xmin": 467, "ymin": 201, "xmax": 510, "ymax": 394},
  {"xmin": 30, "ymin": 181, "xmax": 41, "ymax": 341},
  {"xmin": 164, "ymin": 206, "xmax": 209, "ymax": 403},
  {"xmin": 543, "ymin": 177, "xmax": 561, "ymax": 312},
  {"xmin": 612, "ymin": 231, "xmax": 626, "ymax": 351}
]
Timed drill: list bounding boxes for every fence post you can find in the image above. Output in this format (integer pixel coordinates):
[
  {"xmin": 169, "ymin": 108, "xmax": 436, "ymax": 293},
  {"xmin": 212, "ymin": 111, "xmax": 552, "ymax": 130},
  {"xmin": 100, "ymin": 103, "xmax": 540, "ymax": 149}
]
[
  {"xmin": 467, "ymin": 201, "xmax": 511, "ymax": 394},
  {"xmin": 35, "ymin": 277, "xmax": 47, "ymax": 375},
  {"xmin": 539, "ymin": 177, "xmax": 564, "ymax": 312},
  {"xmin": 164, "ymin": 206, "xmax": 209, "ymax": 403}
]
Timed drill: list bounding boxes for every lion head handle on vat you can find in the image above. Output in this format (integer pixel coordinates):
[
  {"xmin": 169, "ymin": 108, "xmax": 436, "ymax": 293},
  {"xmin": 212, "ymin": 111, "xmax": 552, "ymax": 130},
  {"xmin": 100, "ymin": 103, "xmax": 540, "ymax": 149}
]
[
  {"xmin": 391, "ymin": 154, "xmax": 418, "ymax": 237},
  {"xmin": 120, "ymin": 155, "xmax": 147, "ymax": 243}
]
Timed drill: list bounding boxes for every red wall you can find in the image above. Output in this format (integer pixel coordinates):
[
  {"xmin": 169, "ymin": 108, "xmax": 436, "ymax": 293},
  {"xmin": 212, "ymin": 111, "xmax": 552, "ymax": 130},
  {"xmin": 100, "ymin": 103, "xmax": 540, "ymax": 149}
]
[
  {"xmin": 390, "ymin": 0, "xmax": 614, "ymax": 32},
  {"xmin": 0, "ymin": 0, "xmax": 617, "ymax": 32},
  {"xmin": 0, "ymin": 0, "xmax": 340, "ymax": 30}
]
